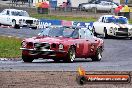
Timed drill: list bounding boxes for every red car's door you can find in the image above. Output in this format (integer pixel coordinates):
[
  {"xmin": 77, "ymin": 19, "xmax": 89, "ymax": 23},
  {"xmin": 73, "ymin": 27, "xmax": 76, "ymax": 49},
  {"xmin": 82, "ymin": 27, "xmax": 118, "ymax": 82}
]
[
  {"xmin": 82, "ymin": 39, "xmax": 91, "ymax": 56},
  {"xmin": 75, "ymin": 39, "xmax": 91, "ymax": 58},
  {"xmin": 75, "ymin": 28, "xmax": 90, "ymax": 57},
  {"xmin": 75, "ymin": 39, "xmax": 85, "ymax": 57}
]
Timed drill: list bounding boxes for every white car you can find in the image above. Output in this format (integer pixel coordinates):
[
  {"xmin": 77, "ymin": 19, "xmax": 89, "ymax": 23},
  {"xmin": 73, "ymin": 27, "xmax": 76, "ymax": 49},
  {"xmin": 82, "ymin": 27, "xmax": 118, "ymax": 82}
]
[
  {"xmin": 82, "ymin": 1, "xmax": 118, "ymax": 13},
  {"xmin": 0, "ymin": 9, "xmax": 39, "ymax": 29},
  {"xmin": 92, "ymin": 15, "xmax": 132, "ymax": 39}
]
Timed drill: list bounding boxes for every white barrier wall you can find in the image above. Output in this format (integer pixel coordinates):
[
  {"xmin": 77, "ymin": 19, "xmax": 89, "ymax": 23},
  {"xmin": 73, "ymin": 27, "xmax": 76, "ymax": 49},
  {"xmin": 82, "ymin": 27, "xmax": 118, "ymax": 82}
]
[{"xmin": 70, "ymin": 0, "xmax": 88, "ymax": 7}]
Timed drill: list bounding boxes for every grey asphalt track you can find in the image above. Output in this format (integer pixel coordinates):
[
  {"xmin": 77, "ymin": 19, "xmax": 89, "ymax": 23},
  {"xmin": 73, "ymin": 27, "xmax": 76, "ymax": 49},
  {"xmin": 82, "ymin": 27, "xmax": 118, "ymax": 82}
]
[{"xmin": 0, "ymin": 28, "xmax": 132, "ymax": 71}]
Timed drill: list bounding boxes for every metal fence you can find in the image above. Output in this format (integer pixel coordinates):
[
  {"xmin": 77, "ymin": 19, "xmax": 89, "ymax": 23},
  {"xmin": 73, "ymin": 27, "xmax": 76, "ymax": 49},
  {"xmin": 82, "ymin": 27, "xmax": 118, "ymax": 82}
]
[{"xmin": 0, "ymin": 2, "xmax": 131, "ymax": 19}]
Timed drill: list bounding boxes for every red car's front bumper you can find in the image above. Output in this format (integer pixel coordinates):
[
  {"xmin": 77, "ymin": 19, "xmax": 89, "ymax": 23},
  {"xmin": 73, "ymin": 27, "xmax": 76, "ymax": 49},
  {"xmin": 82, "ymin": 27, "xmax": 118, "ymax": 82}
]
[{"xmin": 20, "ymin": 48, "xmax": 67, "ymax": 59}]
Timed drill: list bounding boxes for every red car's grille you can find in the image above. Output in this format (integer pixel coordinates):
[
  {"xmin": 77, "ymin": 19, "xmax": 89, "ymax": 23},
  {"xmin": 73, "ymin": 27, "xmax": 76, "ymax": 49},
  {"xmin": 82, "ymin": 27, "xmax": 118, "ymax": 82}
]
[{"xmin": 34, "ymin": 43, "xmax": 50, "ymax": 50}]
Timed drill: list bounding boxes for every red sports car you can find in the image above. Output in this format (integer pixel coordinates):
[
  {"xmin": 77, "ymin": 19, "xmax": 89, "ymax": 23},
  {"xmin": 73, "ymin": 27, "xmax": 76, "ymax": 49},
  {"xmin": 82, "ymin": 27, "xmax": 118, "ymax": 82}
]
[{"xmin": 20, "ymin": 26, "xmax": 104, "ymax": 62}]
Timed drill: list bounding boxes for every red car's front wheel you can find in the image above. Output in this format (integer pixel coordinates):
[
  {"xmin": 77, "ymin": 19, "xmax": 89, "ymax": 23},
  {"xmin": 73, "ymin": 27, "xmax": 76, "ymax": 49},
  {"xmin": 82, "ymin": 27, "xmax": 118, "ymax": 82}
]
[
  {"xmin": 91, "ymin": 48, "xmax": 102, "ymax": 61},
  {"xmin": 22, "ymin": 54, "xmax": 34, "ymax": 62},
  {"xmin": 64, "ymin": 47, "xmax": 75, "ymax": 63}
]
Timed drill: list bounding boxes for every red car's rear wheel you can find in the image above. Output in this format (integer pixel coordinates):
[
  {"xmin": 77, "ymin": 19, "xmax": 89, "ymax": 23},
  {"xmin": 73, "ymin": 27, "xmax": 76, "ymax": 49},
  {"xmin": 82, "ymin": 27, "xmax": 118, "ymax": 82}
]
[{"xmin": 91, "ymin": 48, "xmax": 102, "ymax": 61}]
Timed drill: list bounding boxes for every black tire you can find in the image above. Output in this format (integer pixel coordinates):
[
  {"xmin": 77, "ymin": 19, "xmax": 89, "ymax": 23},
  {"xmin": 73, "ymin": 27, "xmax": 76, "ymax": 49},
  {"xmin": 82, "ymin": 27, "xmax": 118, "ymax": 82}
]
[
  {"xmin": 64, "ymin": 47, "xmax": 75, "ymax": 63},
  {"xmin": 53, "ymin": 58, "xmax": 60, "ymax": 62},
  {"xmin": 15, "ymin": 25, "xmax": 20, "ymax": 29},
  {"xmin": 91, "ymin": 48, "xmax": 102, "ymax": 61},
  {"xmin": 31, "ymin": 26, "xmax": 37, "ymax": 29},
  {"xmin": 12, "ymin": 20, "xmax": 20, "ymax": 29},
  {"xmin": 22, "ymin": 55, "xmax": 34, "ymax": 62},
  {"xmin": 129, "ymin": 37, "xmax": 132, "ymax": 40},
  {"xmin": 82, "ymin": 7, "xmax": 86, "ymax": 11},
  {"xmin": 0, "ymin": 23, "xmax": 1, "ymax": 26},
  {"xmin": 76, "ymin": 76, "xmax": 86, "ymax": 85},
  {"xmin": 104, "ymin": 28, "xmax": 109, "ymax": 39},
  {"xmin": 92, "ymin": 26, "xmax": 97, "ymax": 37}
]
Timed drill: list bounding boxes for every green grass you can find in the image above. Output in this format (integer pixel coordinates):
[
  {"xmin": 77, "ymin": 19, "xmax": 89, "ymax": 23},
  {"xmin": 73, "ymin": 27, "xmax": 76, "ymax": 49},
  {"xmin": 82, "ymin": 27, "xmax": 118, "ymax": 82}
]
[
  {"xmin": 0, "ymin": 36, "xmax": 22, "ymax": 58},
  {"xmin": 30, "ymin": 13, "xmax": 132, "ymax": 24},
  {"xmin": 129, "ymin": 20, "xmax": 132, "ymax": 24},
  {"xmin": 31, "ymin": 13, "xmax": 97, "ymax": 22}
]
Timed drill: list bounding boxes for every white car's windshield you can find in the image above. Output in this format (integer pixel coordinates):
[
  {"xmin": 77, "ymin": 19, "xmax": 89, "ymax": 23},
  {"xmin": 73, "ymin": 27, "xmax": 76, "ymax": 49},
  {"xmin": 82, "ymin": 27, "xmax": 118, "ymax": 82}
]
[
  {"xmin": 11, "ymin": 11, "xmax": 29, "ymax": 17},
  {"xmin": 106, "ymin": 17, "xmax": 128, "ymax": 24}
]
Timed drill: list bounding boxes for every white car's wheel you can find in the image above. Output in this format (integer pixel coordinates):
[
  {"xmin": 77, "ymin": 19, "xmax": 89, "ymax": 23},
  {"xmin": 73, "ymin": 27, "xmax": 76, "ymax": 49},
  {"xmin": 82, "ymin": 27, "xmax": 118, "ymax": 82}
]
[
  {"xmin": 82, "ymin": 7, "xmax": 86, "ymax": 11},
  {"xmin": 12, "ymin": 20, "xmax": 16, "ymax": 27},
  {"xmin": 31, "ymin": 26, "xmax": 37, "ymax": 29},
  {"xmin": 104, "ymin": 29, "xmax": 109, "ymax": 39},
  {"xmin": 12, "ymin": 20, "xmax": 20, "ymax": 29},
  {"xmin": 92, "ymin": 26, "xmax": 97, "ymax": 36}
]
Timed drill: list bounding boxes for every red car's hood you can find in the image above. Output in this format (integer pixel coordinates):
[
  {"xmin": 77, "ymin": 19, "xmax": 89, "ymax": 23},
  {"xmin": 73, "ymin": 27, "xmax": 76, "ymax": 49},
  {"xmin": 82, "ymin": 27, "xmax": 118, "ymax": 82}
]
[{"xmin": 25, "ymin": 36, "xmax": 74, "ymax": 44}]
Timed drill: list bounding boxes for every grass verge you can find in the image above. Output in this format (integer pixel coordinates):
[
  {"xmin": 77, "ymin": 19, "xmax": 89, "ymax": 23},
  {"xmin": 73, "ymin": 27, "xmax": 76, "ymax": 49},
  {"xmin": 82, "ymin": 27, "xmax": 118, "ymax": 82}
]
[
  {"xmin": 31, "ymin": 13, "xmax": 97, "ymax": 22},
  {"xmin": 31, "ymin": 13, "xmax": 132, "ymax": 24},
  {"xmin": 0, "ymin": 36, "xmax": 22, "ymax": 58}
]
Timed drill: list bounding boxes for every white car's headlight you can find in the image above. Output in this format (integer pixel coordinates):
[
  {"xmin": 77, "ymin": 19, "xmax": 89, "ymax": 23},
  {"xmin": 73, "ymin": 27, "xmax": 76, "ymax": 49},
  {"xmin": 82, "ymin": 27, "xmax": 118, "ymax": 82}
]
[
  {"xmin": 110, "ymin": 27, "xmax": 113, "ymax": 30},
  {"xmin": 59, "ymin": 44, "xmax": 64, "ymax": 50},
  {"xmin": 109, "ymin": 27, "xmax": 113, "ymax": 32}
]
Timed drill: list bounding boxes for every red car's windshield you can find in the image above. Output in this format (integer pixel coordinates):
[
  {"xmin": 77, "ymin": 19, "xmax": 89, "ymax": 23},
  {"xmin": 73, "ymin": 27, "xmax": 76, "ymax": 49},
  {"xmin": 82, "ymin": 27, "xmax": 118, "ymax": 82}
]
[{"xmin": 38, "ymin": 27, "xmax": 79, "ymax": 38}]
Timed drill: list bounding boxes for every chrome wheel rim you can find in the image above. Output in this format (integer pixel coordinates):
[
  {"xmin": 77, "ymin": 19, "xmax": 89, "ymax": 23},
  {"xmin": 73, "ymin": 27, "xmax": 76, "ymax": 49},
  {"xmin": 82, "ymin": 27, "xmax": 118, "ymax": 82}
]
[
  {"xmin": 98, "ymin": 52, "xmax": 102, "ymax": 60},
  {"xmin": 103, "ymin": 32, "xmax": 106, "ymax": 38},
  {"xmin": 70, "ymin": 50, "xmax": 75, "ymax": 62},
  {"xmin": 12, "ymin": 21, "xmax": 16, "ymax": 27}
]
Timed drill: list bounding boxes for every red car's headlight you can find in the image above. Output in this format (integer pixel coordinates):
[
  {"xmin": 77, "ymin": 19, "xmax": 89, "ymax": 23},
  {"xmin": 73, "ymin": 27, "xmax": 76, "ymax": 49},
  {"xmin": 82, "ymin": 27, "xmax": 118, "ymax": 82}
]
[
  {"xmin": 21, "ymin": 42, "xmax": 33, "ymax": 49},
  {"xmin": 21, "ymin": 41, "xmax": 27, "ymax": 48},
  {"xmin": 59, "ymin": 44, "xmax": 64, "ymax": 50}
]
